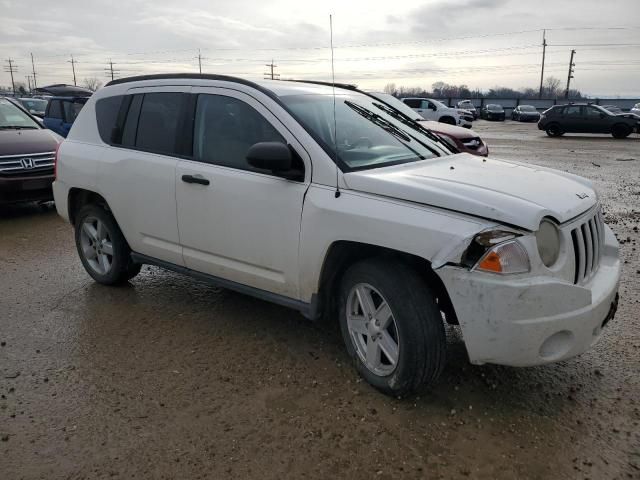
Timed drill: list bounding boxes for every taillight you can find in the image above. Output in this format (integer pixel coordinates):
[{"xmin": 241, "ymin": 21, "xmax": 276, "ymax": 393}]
[{"xmin": 54, "ymin": 142, "xmax": 61, "ymax": 179}]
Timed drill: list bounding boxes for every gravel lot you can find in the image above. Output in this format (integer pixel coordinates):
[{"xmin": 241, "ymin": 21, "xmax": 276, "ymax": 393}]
[{"xmin": 1, "ymin": 120, "xmax": 639, "ymax": 479}]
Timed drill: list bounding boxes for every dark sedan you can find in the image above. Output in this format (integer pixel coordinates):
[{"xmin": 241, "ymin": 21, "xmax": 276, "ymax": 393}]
[
  {"xmin": 511, "ymin": 105, "xmax": 540, "ymax": 122},
  {"xmin": 538, "ymin": 103, "xmax": 639, "ymax": 139},
  {"xmin": 480, "ymin": 104, "xmax": 505, "ymax": 121},
  {"xmin": 0, "ymin": 97, "xmax": 62, "ymax": 204}
]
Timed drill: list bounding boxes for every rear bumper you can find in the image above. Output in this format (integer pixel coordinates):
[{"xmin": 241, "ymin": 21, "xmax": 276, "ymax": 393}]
[
  {"xmin": 436, "ymin": 225, "xmax": 621, "ymax": 366},
  {"xmin": 0, "ymin": 173, "xmax": 54, "ymax": 204}
]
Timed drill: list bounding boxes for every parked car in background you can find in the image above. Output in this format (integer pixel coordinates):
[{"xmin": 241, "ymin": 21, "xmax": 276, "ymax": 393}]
[
  {"xmin": 457, "ymin": 100, "xmax": 479, "ymax": 119},
  {"xmin": 53, "ymin": 74, "xmax": 620, "ymax": 397},
  {"xmin": 538, "ymin": 103, "xmax": 639, "ymax": 138},
  {"xmin": 401, "ymin": 97, "xmax": 468, "ymax": 127},
  {"xmin": 511, "ymin": 105, "xmax": 541, "ymax": 122},
  {"xmin": 43, "ymin": 96, "xmax": 88, "ymax": 137},
  {"xmin": 632, "ymin": 103, "xmax": 640, "ymax": 116},
  {"xmin": 456, "ymin": 108, "xmax": 475, "ymax": 126},
  {"xmin": 601, "ymin": 105, "xmax": 623, "ymax": 115},
  {"xmin": 0, "ymin": 97, "xmax": 62, "ymax": 204},
  {"xmin": 480, "ymin": 104, "xmax": 505, "ymax": 121},
  {"xmin": 368, "ymin": 92, "xmax": 488, "ymax": 156},
  {"xmin": 16, "ymin": 98, "xmax": 49, "ymax": 118}
]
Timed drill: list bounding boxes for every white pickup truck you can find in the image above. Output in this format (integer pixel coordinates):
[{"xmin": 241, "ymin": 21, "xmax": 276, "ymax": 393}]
[{"xmin": 52, "ymin": 75, "xmax": 620, "ymax": 396}]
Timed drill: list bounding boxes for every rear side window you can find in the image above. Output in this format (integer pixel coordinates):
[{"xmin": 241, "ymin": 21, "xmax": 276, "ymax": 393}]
[
  {"xmin": 135, "ymin": 92, "xmax": 184, "ymax": 155},
  {"xmin": 564, "ymin": 105, "xmax": 582, "ymax": 116},
  {"xmin": 48, "ymin": 100, "xmax": 63, "ymax": 119},
  {"xmin": 403, "ymin": 99, "xmax": 421, "ymax": 108},
  {"xmin": 95, "ymin": 95, "xmax": 123, "ymax": 144},
  {"xmin": 63, "ymin": 101, "xmax": 84, "ymax": 123}
]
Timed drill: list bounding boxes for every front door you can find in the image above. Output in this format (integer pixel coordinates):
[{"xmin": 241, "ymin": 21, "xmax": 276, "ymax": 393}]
[{"xmin": 175, "ymin": 88, "xmax": 310, "ymax": 298}]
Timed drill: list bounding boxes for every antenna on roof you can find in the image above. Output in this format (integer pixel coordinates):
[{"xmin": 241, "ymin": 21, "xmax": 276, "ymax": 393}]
[{"xmin": 330, "ymin": 14, "xmax": 340, "ymax": 199}]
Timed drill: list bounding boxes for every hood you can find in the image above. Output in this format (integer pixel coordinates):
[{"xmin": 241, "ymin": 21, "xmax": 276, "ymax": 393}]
[
  {"xmin": 343, "ymin": 153, "xmax": 597, "ymax": 231},
  {"xmin": 0, "ymin": 128, "xmax": 61, "ymax": 156},
  {"xmin": 419, "ymin": 120, "xmax": 477, "ymax": 139}
]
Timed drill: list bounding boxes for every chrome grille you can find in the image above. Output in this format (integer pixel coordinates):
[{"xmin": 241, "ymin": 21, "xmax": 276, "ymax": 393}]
[
  {"xmin": 0, "ymin": 151, "xmax": 55, "ymax": 175},
  {"xmin": 571, "ymin": 207, "xmax": 605, "ymax": 284}
]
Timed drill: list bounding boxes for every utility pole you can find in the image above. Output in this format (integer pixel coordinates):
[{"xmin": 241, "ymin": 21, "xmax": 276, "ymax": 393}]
[
  {"xmin": 565, "ymin": 49, "xmax": 576, "ymax": 99},
  {"xmin": 30, "ymin": 53, "xmax": 37, "ymax": 90},
  {"xmin": 197, "ymin": 49, "xmax": 202, "ymax": 74},
  {"xmin": 26, "ymin": 75, "xmax": 32, "ymax": 93},
  {"xmin": 104, "ymin": 59, "xmax": 119, "ymax": 81},
  {"xmin": 4, "ymin": 58, "xmax": 18, "ymax": 96},
  {"xmin": 68, "ymin": 55, "xmax": 77, "ymax": 86},
  {"xmin": 538, "ymin": 29, "xmax": 547, "ymax": 98},
  {"xmin": 264, "ymin": 60, "xmax": 279, "ymax": 80}
]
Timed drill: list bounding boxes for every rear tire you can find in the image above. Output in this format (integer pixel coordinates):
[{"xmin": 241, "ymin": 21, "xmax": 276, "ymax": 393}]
[
  {"xmin": 611, "ymin": 124, "xmax": 631, "ymax": 139},
  {"xmin": 338, "ymin": 258, "xmax": 446, "ymax": 397},
  {"xmin": 74, "ymin": 204, "xmax": 140, "ymax": 285},
  {"xmin": 545, "ymin": 124, "xmax": 564, "ymax": 137}
]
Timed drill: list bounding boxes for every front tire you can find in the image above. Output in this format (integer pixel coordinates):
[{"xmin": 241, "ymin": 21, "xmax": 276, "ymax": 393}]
[
  {"xmin": 611, "ymin": 124, "xmax": 631, "ymax": 139},
  {"xmin": 338, "ymin": 259, "xmax": 446, "ymax": 397},
  {"xmin": 74, "ymin": 204, "xmax": 140, "ymax": 285},
  {"xmin": 545, "ymin": 124, "xmax": 564, "ymax": 137}
]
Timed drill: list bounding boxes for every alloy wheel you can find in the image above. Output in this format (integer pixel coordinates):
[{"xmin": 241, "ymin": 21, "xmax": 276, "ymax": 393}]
[
  {"xmin": 346, "ymin": 283, "xmax": 400, "ymax": 376},
  {"xmin": 79, "ymin": 217, "xmax": 114, "ymax": 275}
]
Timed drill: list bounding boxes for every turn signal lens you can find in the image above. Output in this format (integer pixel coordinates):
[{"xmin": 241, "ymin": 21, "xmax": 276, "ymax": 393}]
[{"xmin": 476, "ymin": 240, "xmax": 530, "ymax": 274}]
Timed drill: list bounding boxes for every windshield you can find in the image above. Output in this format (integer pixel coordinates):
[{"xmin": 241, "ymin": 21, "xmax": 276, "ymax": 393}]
[
  {"xmin": 280, "ymin": 93, "xmax": 450, "ymax": 171},
  {"xmin": 366, "ymin": 92, "xmax": 422, "ymax": 121},
  {"xmin": 519, "ymin": 105, "xmax": 536, "ymax": 112},
  {"xmin": 20, "ymin": 99, "xmax": 48, "ymax": 112},
  {"xmin": 487, "ymin": 104, "xmax": 503, "ymax": 111},
  {"xmin": 0, "ymin": 98, "xmax": 40, "ymax": 129},
  {"xmin": 431, "ymin": 99, "xmax": 447, "ymax": 109}
]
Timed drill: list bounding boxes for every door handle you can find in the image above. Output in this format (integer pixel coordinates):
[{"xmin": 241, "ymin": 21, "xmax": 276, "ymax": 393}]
[{"xmin": 181, "ymin": 174, "xmax": 210, "ymax": 186}]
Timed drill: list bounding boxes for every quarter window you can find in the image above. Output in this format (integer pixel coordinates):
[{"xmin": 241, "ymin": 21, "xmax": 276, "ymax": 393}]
[
  {"xmin": 95, "ymin": 95, "xmax": 123, "ymax": 144},
  {"xmin": 135, "ymin": 92, "xmax": 184, "ymax": 155},
  {"xmin": 192, "ymin": 94, "xmax": 285, "ymax": 173}
]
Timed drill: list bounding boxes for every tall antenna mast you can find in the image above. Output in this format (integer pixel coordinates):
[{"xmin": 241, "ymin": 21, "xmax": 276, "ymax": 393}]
[{"xmin": 330, "ymin": 14, "xmax": 340, "ymax": 198}]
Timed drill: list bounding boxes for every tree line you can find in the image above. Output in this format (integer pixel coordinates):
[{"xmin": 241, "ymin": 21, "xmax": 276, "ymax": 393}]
[{"xmin": 383, "ymin": 76, "xmax": 583, "ymax": 99}]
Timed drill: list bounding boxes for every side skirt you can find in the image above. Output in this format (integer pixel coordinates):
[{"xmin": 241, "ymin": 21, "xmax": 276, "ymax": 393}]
[{"xmin": 131, "ymin": 252, "xmax": 318, "ymax": 319}]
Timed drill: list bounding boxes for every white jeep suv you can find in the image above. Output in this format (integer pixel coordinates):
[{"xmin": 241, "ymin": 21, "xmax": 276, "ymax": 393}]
[
  {"xmin": 53, "ymin": 74, "xmax": 621, "ymax": 396},
  {"xmin": 401, "ymin": 97, "xmax": 471, "ymax": 127}
]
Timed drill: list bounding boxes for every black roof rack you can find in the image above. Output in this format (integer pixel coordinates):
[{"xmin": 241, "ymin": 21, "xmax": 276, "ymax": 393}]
[{"xmin": 287, "ymin": 80, "xmax": 359, "ymax": 90}]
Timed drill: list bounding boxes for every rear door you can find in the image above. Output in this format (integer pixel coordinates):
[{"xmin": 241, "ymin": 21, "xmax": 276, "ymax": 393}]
[
  {"xmin": 95, "ymin": 87, "xmax": 190, "ymax": 266},
  {"xmin": 175, "ymin": 88, "xmax": 310, "ymax": 298}
]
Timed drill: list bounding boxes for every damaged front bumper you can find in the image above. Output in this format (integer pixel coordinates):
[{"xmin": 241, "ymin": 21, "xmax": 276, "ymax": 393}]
[{"xmin": 436, "ymin": 225, "xmax": 621, "ymax": 367}]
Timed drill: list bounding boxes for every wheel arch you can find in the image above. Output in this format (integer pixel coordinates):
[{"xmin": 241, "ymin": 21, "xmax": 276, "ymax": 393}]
[
  {"xmin": 314, "ymin": 240, "xmax": 458, "ymax": 326},
  {"xmin": 67, "ymin": 188, "xmax": 111, "ymax": 225}
]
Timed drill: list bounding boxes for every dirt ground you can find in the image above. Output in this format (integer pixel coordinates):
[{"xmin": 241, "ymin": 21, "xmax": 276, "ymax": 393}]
[{"xmin": 1, "ymin": 121, "xmax": 639, "ymax": 479}]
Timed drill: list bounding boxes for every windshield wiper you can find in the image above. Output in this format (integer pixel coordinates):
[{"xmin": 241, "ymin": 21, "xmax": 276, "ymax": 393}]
[
  {"xmin": 344, "ymin": 100, "xmax": 413, "ymax": 143},
  {"xmin": 0, "ymin": 125, "xmax": 38, "ymax": 130},
  {"xmin": 371, "ymin": 101, "xmax": 448, "ymax": 145}
]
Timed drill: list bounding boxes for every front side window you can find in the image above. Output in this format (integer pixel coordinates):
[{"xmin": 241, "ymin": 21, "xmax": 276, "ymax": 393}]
[
  {"xmin": 135, "ymin": 92, "xmax": 184, "ymax": 155},
  {"xmin": 281, "ymin": 93, "xmax": 449, "ymax": 171},
  {"xmin": 193, "ymin": 94, "xmax": 285, "ymax": 173},
  {"xmin": 585, "ymin": 106, "xmax": 603, "ymax": 117}
]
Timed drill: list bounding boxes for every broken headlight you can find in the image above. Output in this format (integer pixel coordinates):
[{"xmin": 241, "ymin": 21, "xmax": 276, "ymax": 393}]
[{"xmin": 462, "ymin": 230, "xmax": 530, "ymax": 274}]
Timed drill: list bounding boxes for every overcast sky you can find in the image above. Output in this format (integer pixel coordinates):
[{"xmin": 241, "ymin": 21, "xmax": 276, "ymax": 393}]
[{"xmin": 2, "ymin": 0, "xmax": 640, "ymax": 96}]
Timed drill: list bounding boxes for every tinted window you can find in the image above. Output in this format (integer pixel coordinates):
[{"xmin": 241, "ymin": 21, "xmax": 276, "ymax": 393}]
[
  {"xmin": 564, "ymin": 106, "xmax": 582, "ymax": 116},
  {"xmin": 95, "ymin": 95, "xmax": 123, "ymax": 144},
  {"xmin": 63, "ymin": 100, "xmax": 84, "ymax": 123},
  {"xmin": 403, "ymin": 99, "xmax": 421, "ymax": 108},
  {"xmin": 48, "ymin": 100, "xmax": 63, "ymax": 119},
  {"xmin": 585, "ymin": 106, "xmax": 602, "ymax": 117},
  {"xmin": 121, "ymin": 94, "xmax": 143, "ymax": 146},
  {"xmin": 135, "ymin": 93, "xmax": 183, "ymax": 155},
  {"xmin": 193, "ymin": 94, "xmax": 284, "ymax": 173}
]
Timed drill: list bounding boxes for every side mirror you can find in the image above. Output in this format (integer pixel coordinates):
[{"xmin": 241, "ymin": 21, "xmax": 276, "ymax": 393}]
[{"xmin": 246, "ymin": 142, "xmax": 292, "ymax": 172}]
